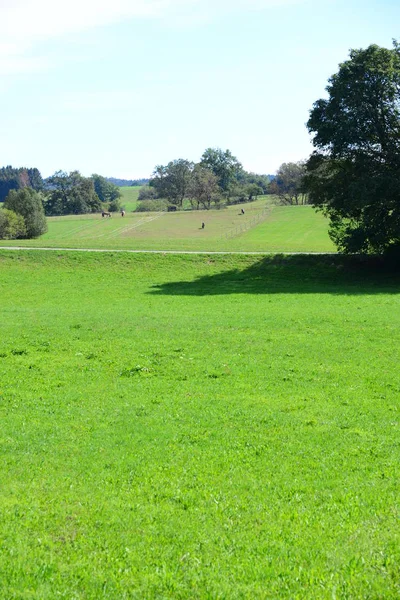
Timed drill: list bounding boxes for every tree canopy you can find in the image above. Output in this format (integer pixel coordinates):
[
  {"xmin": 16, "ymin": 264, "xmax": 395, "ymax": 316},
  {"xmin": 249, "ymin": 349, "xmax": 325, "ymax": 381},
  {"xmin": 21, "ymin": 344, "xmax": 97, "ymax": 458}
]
[
  {"xmin": 305, "ymin": 42, "xmax": 400, "ymax": 254},
  {"xmin": 151, "ymin": 160, "xmax": 194, "ymax": 207},
  {"xmin": 187, "ymin": 166, "xmax": 221, "ymax": 210},
  {"xmin": 200, "ymin": 148, "xmax": 243, "ymax": 194},
  {"xmin": 92, "ymin": 174, "xmax": 121, "ymax": 204},
  {"xmin": 45, "ymin": 171, "xmax": 102, "ymax": 216},
  {"xmin": 270, "ymin": 162, "xmax": 307, "ymax": 205}
]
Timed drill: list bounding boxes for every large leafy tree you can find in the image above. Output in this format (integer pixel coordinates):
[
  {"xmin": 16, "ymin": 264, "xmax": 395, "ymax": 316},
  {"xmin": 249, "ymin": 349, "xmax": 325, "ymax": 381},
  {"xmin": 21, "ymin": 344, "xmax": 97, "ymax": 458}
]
[
  {"xmin": 305, "ymin": 42, "xmax": 400, "ymax": 254},
  {"xmin": 187, "ymin": 165, "xmax": 221, "ymax": 210},
  {"xmin": 4, "ymin": 188, "xmax": 47, "ymax": 238},
  {"xmin": 45, "ymin": 171, "xmax": 101, "ymax": 216},
  {"xmin": 200, "ymin": 148, "xmax": 243, "ymax": 195},
  {"xmin": 91, "ymin": 174, "xmax": 121, "ymax": 204},
  {"xmin": 150, "ymin": 159, "xmax": 194, "ymax": 207},
  {"xmin": 270, "ymin": 162, "xmax": 307, "ymax": 205}
]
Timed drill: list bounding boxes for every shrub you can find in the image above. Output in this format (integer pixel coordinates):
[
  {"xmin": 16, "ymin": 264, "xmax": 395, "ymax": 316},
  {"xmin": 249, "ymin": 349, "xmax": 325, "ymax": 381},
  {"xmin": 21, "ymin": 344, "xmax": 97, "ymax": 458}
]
[
  {"xmin": 0, "ymin": 208, "xmax": 26, "ymax": 239},
  {"xmin": 138, "ymin": 187, "xmax": 158, "ymax": 201},
  {"xmin": 135, "ymin": 199, "xmax": 168, "ymax": 212},
  {"xmin": 4, "ymin": 187, "xmax": 47, "ymax": 238},
  {"xmin": 108, "ymin": 198, "xmax": 122, "ymax": 212}
]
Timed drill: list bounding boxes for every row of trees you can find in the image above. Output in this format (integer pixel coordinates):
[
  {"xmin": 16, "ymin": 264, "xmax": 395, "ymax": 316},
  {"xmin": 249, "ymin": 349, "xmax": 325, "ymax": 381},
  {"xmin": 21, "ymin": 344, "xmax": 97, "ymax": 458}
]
[
  {"xmin": 140, "ymin": 148, "xmax": 272, "ymax": 210},
  {"xmin": 0, "ymin": 169, "xmax": 122, "ymax": 216},
  {"xmin": 0, "ymin": 170, "xmax": 123, "ymax": 239},
  {"xmin": 138, "ymin": 149, "xmax": 308, "ymax": 211},
  {"xmin": 44, "ymin": 172, "xmax": 121, "ymax": 216}
]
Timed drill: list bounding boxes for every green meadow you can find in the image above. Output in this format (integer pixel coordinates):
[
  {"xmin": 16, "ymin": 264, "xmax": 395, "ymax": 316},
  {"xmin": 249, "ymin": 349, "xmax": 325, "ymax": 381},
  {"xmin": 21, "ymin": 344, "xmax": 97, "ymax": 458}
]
[
  {"xmin": 119, "ymin": 186, "xmax": 142, "ymax": 212},
  {"xmin": 1, "ymin": 250, "xmax": 399, "ymax": 598},
  {"xmin": 0, "ymin": 202, "xmax": 336, "ymax": 253}
]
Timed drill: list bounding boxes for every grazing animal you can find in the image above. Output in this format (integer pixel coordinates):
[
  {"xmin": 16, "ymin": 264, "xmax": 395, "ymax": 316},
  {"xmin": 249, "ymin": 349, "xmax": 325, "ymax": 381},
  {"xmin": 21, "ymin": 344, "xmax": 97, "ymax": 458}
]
[
  {"xmin": 121, "ymin": 210, "xmax": 125, "ymax": 217},
  {"xmin": 201, "ymin": 222, "xmax": 205, "ymax": 229},
  {"xmin": 241, "ymin": 208, "xmax": 245, "ymax": 215},
  {"xmin": 102, "ymin": 211, "xmax": 111, "ymax": 218}
]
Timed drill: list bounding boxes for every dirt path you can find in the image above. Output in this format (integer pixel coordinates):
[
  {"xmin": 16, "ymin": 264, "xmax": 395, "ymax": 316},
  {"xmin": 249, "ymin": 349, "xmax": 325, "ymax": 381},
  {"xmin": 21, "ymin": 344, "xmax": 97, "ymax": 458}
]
[{"xmin": 0, "ymin": 247, "xmax": 336, "ymax": 255}]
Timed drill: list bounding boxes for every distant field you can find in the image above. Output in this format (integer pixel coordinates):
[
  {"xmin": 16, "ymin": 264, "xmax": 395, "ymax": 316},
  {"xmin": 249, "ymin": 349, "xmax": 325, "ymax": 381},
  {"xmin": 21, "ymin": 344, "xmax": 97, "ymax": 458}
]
[
  {"xmin": 0, "ymin": 200, "xmax": 336, "ymax": 252},
  {"xmin": 0, "ymin": 250, "xmax": 399, "ymax": 598},
  {"xmin": 119, "ymin": 186, "xmax": 143, "ymax": 212}
]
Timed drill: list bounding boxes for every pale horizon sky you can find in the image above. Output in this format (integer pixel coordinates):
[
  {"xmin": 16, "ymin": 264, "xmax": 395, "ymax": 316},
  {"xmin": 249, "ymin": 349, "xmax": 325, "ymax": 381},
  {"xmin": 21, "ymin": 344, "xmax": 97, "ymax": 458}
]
[{"xmin": 0, "ymin": 0, "xmax": 398, "ymax": 179}]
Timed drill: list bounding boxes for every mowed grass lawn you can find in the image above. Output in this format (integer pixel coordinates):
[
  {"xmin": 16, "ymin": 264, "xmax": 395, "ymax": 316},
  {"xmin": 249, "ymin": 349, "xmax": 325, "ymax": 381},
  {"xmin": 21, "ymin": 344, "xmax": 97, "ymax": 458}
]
[
  {"xmin": 0, "ymin": 250, "xmax": 399, "ymax": 598},
  {"xmin": 229, "ymin": 205, "xmax": 336, "ymax": 252},
  {"xmin": 0, "ymin": 202, "xmax": 336, "ymax": 253}
]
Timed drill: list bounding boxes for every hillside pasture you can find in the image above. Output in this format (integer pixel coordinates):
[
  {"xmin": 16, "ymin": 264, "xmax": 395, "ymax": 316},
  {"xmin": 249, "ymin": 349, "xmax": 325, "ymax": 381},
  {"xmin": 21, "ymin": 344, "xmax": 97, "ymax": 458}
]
[
  {"xmin": 119, "ymin": 185, "xmax": 143, "ymax": 212},
  {"xmin": 0, "ymin": 250, "xmax": 399, "ymax": 598},
  {"xmin": 0, "ymin": 201, "xmax": 336, "ymax": 252}
]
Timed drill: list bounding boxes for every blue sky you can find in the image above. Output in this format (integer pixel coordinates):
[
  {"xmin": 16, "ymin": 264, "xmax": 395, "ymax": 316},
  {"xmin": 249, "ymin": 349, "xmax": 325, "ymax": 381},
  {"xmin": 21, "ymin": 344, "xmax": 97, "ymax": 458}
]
[{"xmin": 0, "ymin": 0, "xmax": 398, "ymax": 179}]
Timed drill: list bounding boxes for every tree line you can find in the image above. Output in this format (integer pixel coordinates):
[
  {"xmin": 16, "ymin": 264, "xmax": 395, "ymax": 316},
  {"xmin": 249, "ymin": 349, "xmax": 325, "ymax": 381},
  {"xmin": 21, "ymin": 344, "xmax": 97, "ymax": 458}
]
[
  {"xmin": 137, "ymin": 148, "xmax": 305, "ymax": 211},
  {"xmin": 0, "ymin": 169, "xmax": 122, "ymax": 211},
  {"xmin": 0, "ymin": 170, "xmax": 123, "ymax": 239},
  {"xmin": 107, "ymin": 177, "xmax": 150, "ymax": 187},
  {"xmin": 0, "ymin": 167, "xmax": 43, "ymax": 202}
]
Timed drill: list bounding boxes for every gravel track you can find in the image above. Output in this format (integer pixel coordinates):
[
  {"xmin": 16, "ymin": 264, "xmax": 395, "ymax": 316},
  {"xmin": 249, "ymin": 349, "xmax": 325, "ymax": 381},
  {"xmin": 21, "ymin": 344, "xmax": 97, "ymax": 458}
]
[{"xmin": 0, "ymin": 247, "xmax": 336, "ymax": 255}]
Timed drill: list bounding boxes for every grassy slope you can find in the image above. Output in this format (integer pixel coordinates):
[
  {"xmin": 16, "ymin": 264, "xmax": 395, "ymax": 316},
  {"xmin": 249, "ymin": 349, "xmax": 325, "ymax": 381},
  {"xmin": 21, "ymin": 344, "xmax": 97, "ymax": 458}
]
[
  {"xmin": 119, "ymin": 186, "xmax": 143, "ymax": 212},
  {"xmin": 0, "ymin": 251, "xmax": 399, "ymax": 598},
  {"xmin": 0, "ymin": 203, "xmax": 336, "ymax": 252}
]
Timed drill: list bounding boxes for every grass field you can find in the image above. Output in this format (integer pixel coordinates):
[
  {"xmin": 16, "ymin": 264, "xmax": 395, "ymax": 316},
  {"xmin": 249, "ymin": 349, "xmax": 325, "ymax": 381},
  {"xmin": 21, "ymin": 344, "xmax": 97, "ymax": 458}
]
[
  {"xmin": 1, "ymin": 250, "xmax": 399, "ymax": 598},
  {"xmin": 119, "ymin": 186, "xmax": 143, "ymax": 212},
  {"xmin": 0, "ymin": 202, "xmax": 336, "ymax": 253}
]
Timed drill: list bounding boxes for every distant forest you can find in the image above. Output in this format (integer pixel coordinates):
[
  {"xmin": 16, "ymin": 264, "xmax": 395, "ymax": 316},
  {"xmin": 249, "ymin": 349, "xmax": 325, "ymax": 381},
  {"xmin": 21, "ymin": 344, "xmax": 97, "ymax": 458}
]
[
  {"xmin": 0, "ymin": 167, "xmax": 152, "ymax": 206},
  {"xmin": 0, "ymin": 166, "xmax": 43, "ymax": 201},
  {"xmin": 106, "ymin": 177, "xmax": 150, "ymax": 187}
]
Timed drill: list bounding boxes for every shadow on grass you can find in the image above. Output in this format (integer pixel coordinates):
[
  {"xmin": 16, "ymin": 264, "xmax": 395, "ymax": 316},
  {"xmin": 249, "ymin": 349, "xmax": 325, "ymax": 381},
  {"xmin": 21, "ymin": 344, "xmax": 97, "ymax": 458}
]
[{"xmin": 149, "ymin": 254, "xmax": 400, "ymax": 296}]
